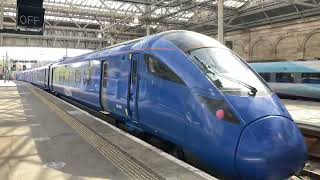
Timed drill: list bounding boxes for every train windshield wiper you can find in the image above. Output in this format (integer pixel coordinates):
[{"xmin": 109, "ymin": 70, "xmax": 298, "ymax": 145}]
[{"xmin": 193, "ymin": 56, "xmax": 258, "ymax": 96}]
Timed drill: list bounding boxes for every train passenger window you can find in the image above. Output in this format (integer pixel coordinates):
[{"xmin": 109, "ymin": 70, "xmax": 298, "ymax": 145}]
[
  {"xmin": 87, "ymin": 61, "xmax": 94, "ymax": 83},
  {"xmin": 259, "ymin": 73, "xmax": 271, "ymax": 82},
  {"xmin": 302, "ymin": 73, "xmax": 320, "ymax": 84},
  {"xmin": 85, "ymin": 70, "xmax": 90, "ymax": 84},
  {"xmin": 144, "ymin": 55, "xmax": 185, "ymax": 85},
  {"xmin": 65, "ymin": 69, "xmax": 70, "ymax": 83},
  {"xmin": 75, "ymin": 69, "xmax": 81, "ymax": 84},
  {"xmin": 276, "ymin": 73, "xmax": 294, "ymax": 83},
  {"xmin": 59, "ymin": 71, "xmax": 62, "ymax": 83},
  {"xmin": 131, "ymin": 57, "xmax": 138, "ymax": 85},
  {"xmin": 102, "ymin": 62, "xmax": 108, "ymax": 88}
]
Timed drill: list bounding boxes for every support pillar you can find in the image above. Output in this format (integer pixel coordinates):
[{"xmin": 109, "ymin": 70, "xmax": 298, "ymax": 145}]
[
  {"xmin": 0, "ymin": 1, "xmax": 4, "ymax": 45},
  {"xmin": 146, "ymin": 1, "xmax": 151, "ymax": 36},
  {"xmin": 146, "ymin": 24, "xmax": 150, "ymax": 36},
  {"xmin": 217, "ymin": 0, "xmax": 224, "ymax": 44}
]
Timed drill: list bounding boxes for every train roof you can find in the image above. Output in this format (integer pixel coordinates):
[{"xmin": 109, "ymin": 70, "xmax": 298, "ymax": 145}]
[
  {"xmin": 250, "ymin": 60, "xmax": 320, "ymax": 73},
  {"xmin": 54, "ymin": 30, "xmax": 226, "ymax": 65},
  {"xmin": 19, "ymin": 30, "xmax": 226, "ymax": 72}
]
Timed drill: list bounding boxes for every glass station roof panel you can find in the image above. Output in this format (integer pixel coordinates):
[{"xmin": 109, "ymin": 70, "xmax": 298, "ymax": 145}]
[
  {"xmin": 2, "ymin": 0, "xmax": 253, "ymax": 32},
  {"xmin": 224, "ymin": 0, "xmax": 245, "ymax": 8}
]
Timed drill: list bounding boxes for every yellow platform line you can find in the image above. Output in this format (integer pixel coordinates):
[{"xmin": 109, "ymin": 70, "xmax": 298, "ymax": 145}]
[{"xmin": 25, "ymin": 84, "xmax": 162, "ymax": 180}]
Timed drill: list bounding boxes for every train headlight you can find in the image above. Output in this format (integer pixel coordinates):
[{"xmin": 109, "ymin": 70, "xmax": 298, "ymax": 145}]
[
  {"xmin": 216, "ymin": 109, "xmax": 225, "ymax": 120},
  {"xmin": 198, "ymin": 96, "xmax": 240, "ymax": 124}
]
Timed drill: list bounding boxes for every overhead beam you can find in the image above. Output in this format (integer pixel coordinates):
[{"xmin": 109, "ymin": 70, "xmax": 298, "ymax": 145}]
[
  {"xmin": 187, "ymin": 1, "xmax": 320, "ymax": 32},
  {"xmin": 291, "ymin": 0, "xmax": 319, "ymax": 8},
  {"xmin": 2, "ymin": 21, "xmax": 143, "ymax": 36}
]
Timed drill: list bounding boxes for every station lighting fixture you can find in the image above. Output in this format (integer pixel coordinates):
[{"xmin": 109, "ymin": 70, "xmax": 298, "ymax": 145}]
[{"xmin": 133, "ymin": 17, "xmax": 139, "ymax": 24}]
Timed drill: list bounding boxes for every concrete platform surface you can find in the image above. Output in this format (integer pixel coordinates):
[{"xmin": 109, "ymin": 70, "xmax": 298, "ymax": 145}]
[
  {"xmin": 0, "ymin": 80, "xmax": 16, "ymax": 87},
  {"xmin": 0, "ymin": 81, "xmax": 215, "ymax": 180},
  {"xmin": 282, "ymin": 99, "xmax": 320, "ymax": 127}
]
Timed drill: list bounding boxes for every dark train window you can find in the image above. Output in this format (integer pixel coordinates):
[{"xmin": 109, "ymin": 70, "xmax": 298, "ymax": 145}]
[
  {"xmin": 302, "ymin": 73, "xmax": 320, "ymax": 84},
  {"xmin": 102, "ymin": 62, "xmax": 108, "ymax": 88},
  {"xmin": 86, "ymin": 67, "xmax": 91, "ymax": 84},
  {"xmin": 59, "ymin": 70, "xmax": 63, "ymax": 83},
  {"xmin": 259, "ymin": 73, "xmax": 271, "ymax": 82},
  {"xmin": 163, "ymin": 32, "xmax": 212, "ymax": 51},
  {"xmin": 65, "ymin": 69, "xmax": 70, "ymax": 83},
  {"xmin": 144, "ymin": 54, "xmax": 185, "ymax": 85},
  {"xmin": 131, "ymin": 55, "xmax": 138, "ymax": 85},
  {"xmin": 88, "ymin": 61, "xmax": 95, "ymax": 82},
  {"xmin": 276, "ymin": 73, "xmax": 294, "ymax": 83},
  {"xmin": 75, "ymin": 69, "xmax": 81, "ymax": 84}
]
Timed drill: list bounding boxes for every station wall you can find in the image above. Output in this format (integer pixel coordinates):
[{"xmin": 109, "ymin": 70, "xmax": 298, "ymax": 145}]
[{"xmin": 224, "ymin": 16, "xmax": 320, "ymax": 61}]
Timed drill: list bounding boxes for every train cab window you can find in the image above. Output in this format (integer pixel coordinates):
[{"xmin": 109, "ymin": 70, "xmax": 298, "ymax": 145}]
[
  {"xmin": 276, "ymin": 73, "xmax": 294, "ymax": 83},
  {"xmin": 302, "ymin": 73, "xmax": 320, "ymax": 84},
  {"xmin": 144, "ymin": 55, "xmax": 185, "ymax": 85},
  {"xmin": 259, "ymin": 73, "xmax": 271, "ymax": 82}
]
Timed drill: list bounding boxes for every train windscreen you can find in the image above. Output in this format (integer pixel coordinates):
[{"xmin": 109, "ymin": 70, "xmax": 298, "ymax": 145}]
[{"xmin": 163, "ymin": 32, "xmax": 271, "ymax": 96}]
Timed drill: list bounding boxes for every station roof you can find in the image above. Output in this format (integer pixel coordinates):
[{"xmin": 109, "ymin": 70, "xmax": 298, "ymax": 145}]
[{"xmin": 1, "ymin": 0, "xmax": 320, "ymax": 45}]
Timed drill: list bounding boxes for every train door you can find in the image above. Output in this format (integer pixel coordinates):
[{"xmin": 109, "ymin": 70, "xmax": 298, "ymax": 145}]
[
  {"xmin": 50, "ymin": 67, "xmax": 54, "ymax": 90},
  {"xmin": 128, "ymin": 53, "xmax": 140, "ymax": 123},
  {"xmin": 101, "ymin": 61, "xmax": 109, "ymax": 112},
  {"xmin": 44, "ymin": 69, "xmax": 47, "ymax": 88}
]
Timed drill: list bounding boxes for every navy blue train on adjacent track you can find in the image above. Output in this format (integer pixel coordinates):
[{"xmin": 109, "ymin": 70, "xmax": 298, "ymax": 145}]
[{"xmin": 16, "ymin": 30, "xmax": 307, "ymax": 179}]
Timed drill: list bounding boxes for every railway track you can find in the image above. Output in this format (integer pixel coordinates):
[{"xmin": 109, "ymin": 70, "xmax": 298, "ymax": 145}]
[
  {"xmin": 296, "ymin": 160, "xmax": 320, "ymax": 180},
  {"xmin": 295, "ymin": 129, "xmax": 320, "ymax": 180}
]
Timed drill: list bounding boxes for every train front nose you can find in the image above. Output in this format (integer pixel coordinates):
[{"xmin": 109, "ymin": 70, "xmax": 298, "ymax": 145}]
[{"xmin": 236, "ymin": 116, "xmax": 307, "ymax": 180}]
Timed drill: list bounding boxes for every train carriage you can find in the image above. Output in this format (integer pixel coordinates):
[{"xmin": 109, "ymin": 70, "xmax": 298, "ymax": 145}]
[{"xmin": 250, "ymin": 60, "xmax": 320, "ymax": 100}]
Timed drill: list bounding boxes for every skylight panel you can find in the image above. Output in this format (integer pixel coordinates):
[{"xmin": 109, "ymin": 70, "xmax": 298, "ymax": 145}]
[
  {"xmin": 154, "ymin": 9, "xmax": 162, "ymax": 15},
  {"xmin": 184, "ymin": 12, "xmax": 195, "ymax": 18},
  {"xmin": 121, "ymin": 3, "xmax": 131, "ymax": 11},
  {"xmin": 5, "ymin": 11, "xmax": 16, "ymax": 17},
  {"xmin": 131, "ymin": 5, "xmax": 140, "ymax": 12},
  {"xmin": 113, "ymin": 2, "xmax": 123, "ymax": 9},
  {"xmin": 85, "ymin": 0, "xmax": 90, "ymax": 6},
  {"xmin": 224, "ymin": 0, "xmax": 245, "ymax": 8}
]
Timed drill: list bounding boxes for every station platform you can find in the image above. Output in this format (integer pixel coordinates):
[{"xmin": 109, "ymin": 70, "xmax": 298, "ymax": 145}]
[
  {"xmin": 0, "ymin": 80, "xmax": 215, "ymax": 180},
  {"xmin": 282, "ymin": 99, "xmax": 320, "ymax": 127}
]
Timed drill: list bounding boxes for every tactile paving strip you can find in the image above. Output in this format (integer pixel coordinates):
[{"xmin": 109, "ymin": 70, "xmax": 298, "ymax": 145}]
[{"xmin": 26, "ymin": 84, "xmax": 164, "ymax": 180}]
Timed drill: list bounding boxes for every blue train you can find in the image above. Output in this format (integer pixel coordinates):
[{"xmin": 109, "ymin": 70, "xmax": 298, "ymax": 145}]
[
  {"xmin": 17, "ymin": 30, "xmax": 307, "ymax": 179},
  {"xmin": 250, "ymin": 60, "xmax": 320, "ymax": 100}
]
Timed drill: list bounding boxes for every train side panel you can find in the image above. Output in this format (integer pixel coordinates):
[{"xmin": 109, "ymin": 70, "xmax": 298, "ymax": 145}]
[{"xmin": 52, "ymin": 60, "xmax": 102, "ymax": 110}]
